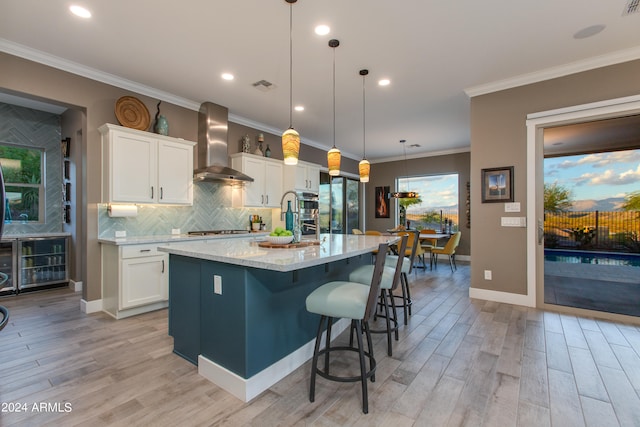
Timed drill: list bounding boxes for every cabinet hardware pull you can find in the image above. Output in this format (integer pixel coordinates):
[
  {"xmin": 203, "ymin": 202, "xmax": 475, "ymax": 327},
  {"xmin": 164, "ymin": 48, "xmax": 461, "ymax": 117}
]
[
  {"xmin": 261, "ymin": 195, "xmax": 264, "ymax": 204},
  {"xmin": 162, "ymin": 259, "xmax": 165, "ymax": 273},
  {"xmin": 160, "ymin": 187, "xmax": 163, "ymax": 200},
  {"xmin": 265, "ymin": 195, "xmax": 268, "ymax": 204},
  {"xmin": 140, "ymin": 249, "xmax": 151, "ymax": 253},
  {"xmin": 151, "ymin": 186, "xmax": 154, "ymax": 199}
]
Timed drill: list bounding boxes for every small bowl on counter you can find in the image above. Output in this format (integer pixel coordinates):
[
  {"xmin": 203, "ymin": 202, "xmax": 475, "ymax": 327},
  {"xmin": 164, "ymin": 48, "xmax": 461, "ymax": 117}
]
[{"xmin": 264, "ymin": 235, "xmax": 294, "ymax": 245}]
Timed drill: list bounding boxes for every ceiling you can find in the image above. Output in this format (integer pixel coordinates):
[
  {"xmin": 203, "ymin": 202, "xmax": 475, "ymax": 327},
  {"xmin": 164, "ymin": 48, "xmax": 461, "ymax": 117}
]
[{"xmin": 1, "ymin": 0, "xmax": 640, "ymax": 162}]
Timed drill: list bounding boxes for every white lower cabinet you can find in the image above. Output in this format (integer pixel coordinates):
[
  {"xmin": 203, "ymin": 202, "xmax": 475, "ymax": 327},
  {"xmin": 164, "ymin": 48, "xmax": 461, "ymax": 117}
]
[{"xmin": 102, "ymin": 243, "xmax": 169, "ymax": 319}]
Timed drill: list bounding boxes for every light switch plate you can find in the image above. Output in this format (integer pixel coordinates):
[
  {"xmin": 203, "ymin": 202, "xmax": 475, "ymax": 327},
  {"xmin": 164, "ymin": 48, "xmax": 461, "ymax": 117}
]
[
  {"xmin": 171, "ymin": 228, "xmax": 181, "ymax": 235},
  {"xmin": 501, "ymin": 217, "xmax": 526, "ymax": 227},
  {"xmin": 504, "ymin": 202, "xmax": 521, "ymax": 213}
]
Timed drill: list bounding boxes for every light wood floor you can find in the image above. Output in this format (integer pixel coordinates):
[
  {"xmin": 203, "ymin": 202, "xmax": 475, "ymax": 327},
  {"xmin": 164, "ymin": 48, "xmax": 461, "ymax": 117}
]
[{"xmin": 2, "ymin": 264, "xmax": 640, "ymax": 426}]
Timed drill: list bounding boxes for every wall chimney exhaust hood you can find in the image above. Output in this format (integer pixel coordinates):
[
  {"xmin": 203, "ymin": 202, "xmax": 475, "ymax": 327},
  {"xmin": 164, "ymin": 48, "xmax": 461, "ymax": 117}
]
[{"xmin": 194, "ymin": 102, "xmax": 254, "ymax": 183}]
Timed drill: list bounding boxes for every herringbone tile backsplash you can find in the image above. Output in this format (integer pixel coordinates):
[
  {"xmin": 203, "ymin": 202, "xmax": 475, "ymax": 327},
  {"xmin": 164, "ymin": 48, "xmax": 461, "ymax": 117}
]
[{"xmin": 98, "ymin": 183, "xmax": 274, "ymax": 238}]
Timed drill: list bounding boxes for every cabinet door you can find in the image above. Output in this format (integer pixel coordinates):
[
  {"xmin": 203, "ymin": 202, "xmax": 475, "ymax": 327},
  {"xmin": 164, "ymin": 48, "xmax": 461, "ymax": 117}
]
[
  {"xmin": 306, "ymin": 165, "xmax": 320, "ymax": 193},
  {"xmin": 243, "ymin": 156, "xmax": 266, "ymax": 207},
  {"xmin": 111, "ymin": 132, "xmax": 156, "ymax": 203},
  {"xmin": 292, "ymin": 164, "xmax": 307, "ymax": 191},
  {"xmin": 120, "ymin": 254, "xmax": 168, "ymax": 309},
  {"xmin": 264, "ymin": 161, "xmax": 283, "ymax": 207},
  {"xmin": 157, "ymin": 140, "xmax": 193, "ymax": 205}
]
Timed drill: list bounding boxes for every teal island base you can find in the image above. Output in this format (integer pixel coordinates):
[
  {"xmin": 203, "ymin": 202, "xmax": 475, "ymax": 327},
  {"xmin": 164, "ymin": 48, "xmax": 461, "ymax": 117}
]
[{"xmin": 168, "ymin": 252, "xmax": 369, "ymax": 401}]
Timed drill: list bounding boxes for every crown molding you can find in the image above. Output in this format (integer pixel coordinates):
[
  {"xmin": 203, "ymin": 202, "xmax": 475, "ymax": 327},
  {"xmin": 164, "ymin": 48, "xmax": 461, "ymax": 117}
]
[
  {"xmin": 1, "ymin": 39, "xmax": 201, "ymax": 111},
  {"xmin": 370, "ymin": 146, "xmax": 470, "ymax": 164},
  {"xmin": 465, "ymin": 45, "xmax": 640, "ymax": 98}
]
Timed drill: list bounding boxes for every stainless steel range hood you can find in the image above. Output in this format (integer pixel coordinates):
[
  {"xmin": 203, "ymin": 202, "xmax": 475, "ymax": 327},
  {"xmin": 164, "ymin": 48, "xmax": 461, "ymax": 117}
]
[{"xmin": 194, "ymin": 102, "xmax": 254, "ymax": 183}]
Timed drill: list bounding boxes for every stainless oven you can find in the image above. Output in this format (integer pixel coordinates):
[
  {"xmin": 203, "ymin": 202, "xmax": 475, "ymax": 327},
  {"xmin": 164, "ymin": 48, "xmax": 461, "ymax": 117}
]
[{"xmin": 297, "ymin": 192, "xmax": 319, "ymax": 238}]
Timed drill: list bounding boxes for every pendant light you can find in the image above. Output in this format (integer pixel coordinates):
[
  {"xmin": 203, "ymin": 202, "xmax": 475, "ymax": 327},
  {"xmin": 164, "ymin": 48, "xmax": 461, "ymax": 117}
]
[
  {"xmin": 327, "ymin": 39, "xmax": 341, "ymax": 176},
  {"xmin": 358, "ymin": 69, "xmax": 370, "ymax": 183},
  {"xmin": 389, "ymin": 139, "xmax": 419, "ymax": 198},
  {"xmin": 282, "ymin": 0, "xmax": 300, "ymax": 165}
]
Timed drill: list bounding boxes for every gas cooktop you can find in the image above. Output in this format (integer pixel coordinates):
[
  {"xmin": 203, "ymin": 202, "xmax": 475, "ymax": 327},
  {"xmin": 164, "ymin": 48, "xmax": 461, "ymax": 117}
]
[{"xmin": 187, "ymin": 230, "xmax": 250, "ymax": 236}]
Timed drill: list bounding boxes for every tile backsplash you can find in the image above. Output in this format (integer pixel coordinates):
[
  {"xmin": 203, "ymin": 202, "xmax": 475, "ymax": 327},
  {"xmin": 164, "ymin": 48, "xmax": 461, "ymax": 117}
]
[{"xmin": 98, "ymin": 181, "xmax": 275, "ymax": 238}]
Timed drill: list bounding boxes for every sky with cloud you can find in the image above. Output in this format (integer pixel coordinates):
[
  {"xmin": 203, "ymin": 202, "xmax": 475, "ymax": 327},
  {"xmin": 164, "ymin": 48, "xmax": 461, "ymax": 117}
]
[{"xmin": 545, "ymin": 148, "xmax": 640, "ymax": 201}]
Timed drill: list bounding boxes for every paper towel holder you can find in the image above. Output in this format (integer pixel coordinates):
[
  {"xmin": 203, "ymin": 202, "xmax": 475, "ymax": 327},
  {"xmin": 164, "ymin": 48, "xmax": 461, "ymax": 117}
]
[{"xmin": 107, "ymin": 204, "xmax": 138, "ymax": 218}]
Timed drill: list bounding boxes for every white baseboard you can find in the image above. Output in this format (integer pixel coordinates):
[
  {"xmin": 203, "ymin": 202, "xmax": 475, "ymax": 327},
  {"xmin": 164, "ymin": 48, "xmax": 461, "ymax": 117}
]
[
  {"xmin": 68, "ymin": 280, "xmax": 82, "ymax": 292},
  {"xmin": 198, "ymin": 318, "xmax": 350, "ymax": 402},
  {"xmin": 469, "ymin": 287, "xmax": 535, "ymax": 308},
  {"xmin": 81, "ymin": 298, "xmax": 103, "ymax": 314}
]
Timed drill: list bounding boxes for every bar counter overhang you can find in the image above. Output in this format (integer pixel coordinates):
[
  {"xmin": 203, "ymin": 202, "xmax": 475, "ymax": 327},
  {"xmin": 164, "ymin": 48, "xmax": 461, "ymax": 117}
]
[{"xmin": 158, "ymin": 234, "xmax": 397, "ymax": 401}]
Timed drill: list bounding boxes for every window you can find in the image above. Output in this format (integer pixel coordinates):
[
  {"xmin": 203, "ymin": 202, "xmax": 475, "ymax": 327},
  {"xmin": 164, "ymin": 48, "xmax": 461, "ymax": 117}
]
[
  {"xmin": 397, "ymin": 173, "xmax": 458, "ymax": 231},
  {"xmin": 0, "ymin": 144, "xmax": 44, "ymax": 222}
]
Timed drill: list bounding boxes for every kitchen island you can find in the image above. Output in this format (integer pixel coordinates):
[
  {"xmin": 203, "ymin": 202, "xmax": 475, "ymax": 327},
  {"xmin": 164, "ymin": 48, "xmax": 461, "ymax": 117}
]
[{"xmin": 158, "ymin": 233, "xmax": 396, "ymax": 401}]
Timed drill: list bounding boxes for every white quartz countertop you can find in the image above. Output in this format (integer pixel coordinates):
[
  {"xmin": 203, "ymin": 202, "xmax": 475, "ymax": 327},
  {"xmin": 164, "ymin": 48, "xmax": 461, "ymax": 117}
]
[
  {"xmin": 157, "ymin": 234, "xmax": 398, "ymax": 272},
  {"xmin": 98, "ymin": 232, "xmax": 269, "ymax": 246}
]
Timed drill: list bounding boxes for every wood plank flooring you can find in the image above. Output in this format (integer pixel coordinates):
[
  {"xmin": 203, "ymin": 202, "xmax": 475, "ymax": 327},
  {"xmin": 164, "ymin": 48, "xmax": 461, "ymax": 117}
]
[{"xmin": 1, "ymin": 264, "xmax": 640, "ymax": 426}]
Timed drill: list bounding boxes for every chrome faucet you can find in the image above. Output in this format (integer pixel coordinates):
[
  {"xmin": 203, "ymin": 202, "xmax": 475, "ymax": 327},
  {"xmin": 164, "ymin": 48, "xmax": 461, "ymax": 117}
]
[{"xmin": 279, "ymin": 190, "xmax": 299, "ymax": 222}]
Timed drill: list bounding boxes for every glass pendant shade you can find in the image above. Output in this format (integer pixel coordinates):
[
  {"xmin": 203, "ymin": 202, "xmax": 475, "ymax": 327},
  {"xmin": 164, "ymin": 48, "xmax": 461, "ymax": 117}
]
[
  {"xmin": 359, "ymin": 158, "xmax": 370, "ymax": 182},
  {"xmin": 327, "ymin": 146, "xmax": 341, "ymax": 176},
  {"xmin": 282, "ymin": 127, "xmax": 300, "ymax": 165}
]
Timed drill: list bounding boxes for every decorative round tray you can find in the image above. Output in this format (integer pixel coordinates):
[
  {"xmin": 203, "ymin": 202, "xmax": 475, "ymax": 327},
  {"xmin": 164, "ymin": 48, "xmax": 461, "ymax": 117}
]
[{"xmin": 115, "ymin": 96, "xmax": 150, "ymax": 131}]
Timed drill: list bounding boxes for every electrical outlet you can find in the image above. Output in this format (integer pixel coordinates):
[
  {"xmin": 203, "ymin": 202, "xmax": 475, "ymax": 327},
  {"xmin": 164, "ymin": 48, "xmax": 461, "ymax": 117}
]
[
  {"xmin": 484, "ymin": 270, "xmax": 492, "ymax": 280},
  {"xmin": 115, "ymin": 230, "xmax": 126, "ymax": 238},
  {"xmin": 214, "ymin": 275, "xmax": 222, "ymax": 295},
  {"xmin": 171, "ymin": 228, "xmax": 181, "ymax": 235}
]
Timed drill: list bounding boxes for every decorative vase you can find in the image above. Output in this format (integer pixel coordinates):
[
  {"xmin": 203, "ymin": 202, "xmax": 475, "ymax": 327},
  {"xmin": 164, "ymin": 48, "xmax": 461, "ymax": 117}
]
[
  {"xmin": 242, "ymin": 135, "xmax": 251, "ymax": 153},
  {"xmin": 254, "ymin": 142, "xmax": 263, "ymax": 156},
  {"xmin": 264, "ymin": 144, "xmax": 271, "ymax": 157},
  {"xmin": 154, "ymin": 115, "xmax": 169, "ymax": 135}
]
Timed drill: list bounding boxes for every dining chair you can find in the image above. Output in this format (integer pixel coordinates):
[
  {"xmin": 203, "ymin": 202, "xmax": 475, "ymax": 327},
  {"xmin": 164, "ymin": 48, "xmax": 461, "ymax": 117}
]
[
  {"xmin": 352, "ymin": 228, "xmax": 364, "ymax": 235},
  {"xmin": 419, "ymin": 229, "xmax": 438, "ymax": 269},
  {"xmin": 431, "ymin": 231, "xmax": 462, "ymax": 272},
  {"xmin": 364, "ymin": 230, "xmax": 382, "ymax": 236}
]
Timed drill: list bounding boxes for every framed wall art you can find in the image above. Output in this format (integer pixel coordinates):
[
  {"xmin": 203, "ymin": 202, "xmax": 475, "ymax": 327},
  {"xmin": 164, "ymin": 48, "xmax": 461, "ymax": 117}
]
[
  {"xmin": 481, "ymin": 166, "xmax": 513, "ymax": 203},
  {"xmin": 375, "ymin": 186, "xmax": 390, "ymax": 218}
]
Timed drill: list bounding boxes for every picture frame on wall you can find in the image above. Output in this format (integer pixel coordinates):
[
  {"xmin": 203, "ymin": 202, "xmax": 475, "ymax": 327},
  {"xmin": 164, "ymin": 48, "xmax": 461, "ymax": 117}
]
[
  {"xmin": 375, "ymin": 186, "xmax": 390, "ymax": 218},
  {"xmin": 481, "ymin": 166, "xmax": 514, "ymax": 203}
]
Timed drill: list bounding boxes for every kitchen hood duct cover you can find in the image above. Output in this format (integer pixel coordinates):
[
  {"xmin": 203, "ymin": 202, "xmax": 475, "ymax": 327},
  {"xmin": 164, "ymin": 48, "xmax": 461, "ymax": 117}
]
[{"xmin": 194, "ymin": 102, "xmax": 254, "ymax": 183}]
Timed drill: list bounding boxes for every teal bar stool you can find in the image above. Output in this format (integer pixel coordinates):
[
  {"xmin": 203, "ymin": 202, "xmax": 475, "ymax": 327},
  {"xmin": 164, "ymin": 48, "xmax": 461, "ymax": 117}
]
[
  {"xmin": 384, "ymin": 231, "xmax": 419, "ymax": 324},
  {"xmin": 305, "ymin": 242, "xmax": 389, "ymax": 414},
  {"xmin": 348, "ymin": 235, "xmax": 407, "ymax": 356}
]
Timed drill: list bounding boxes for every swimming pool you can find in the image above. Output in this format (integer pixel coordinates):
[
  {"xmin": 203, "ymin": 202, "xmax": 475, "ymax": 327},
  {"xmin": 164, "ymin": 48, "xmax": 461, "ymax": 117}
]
[{"xmin": 544, "ymin": 249, "xmax": 640, "ymax": 268}]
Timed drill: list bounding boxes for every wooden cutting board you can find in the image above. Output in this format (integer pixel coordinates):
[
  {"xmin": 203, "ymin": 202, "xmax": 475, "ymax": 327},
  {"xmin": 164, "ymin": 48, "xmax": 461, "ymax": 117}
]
[{"xmin": 258, "ymin": 240, "xmax": 321, "ymax": 249}]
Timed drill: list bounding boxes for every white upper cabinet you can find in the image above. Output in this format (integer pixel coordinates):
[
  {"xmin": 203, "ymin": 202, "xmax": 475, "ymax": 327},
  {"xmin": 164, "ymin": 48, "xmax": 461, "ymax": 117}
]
[
  {"xmin": 283, "ymin": 161, "xmax": 320, "ymax": 193},
  {"xmin": 100, "ymin": 124, "xmax": 195, "ymax": 205},
  {"xmin": 230, "ymin": 153, "xmax": 283, "ymax": 208}
]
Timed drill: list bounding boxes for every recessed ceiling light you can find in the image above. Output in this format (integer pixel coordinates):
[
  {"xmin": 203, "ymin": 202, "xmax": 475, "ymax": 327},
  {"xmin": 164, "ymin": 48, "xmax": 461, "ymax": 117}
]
[
  {"xmin": 69, "ymin": 5, "xmax": 91, "ymax": 18},
  {"xmin": 294, "ymin": 105, "xmax": 305, "ymax": 112},
  {"xmin": 315, "ymin": 25, "xmax": 330, "ymax": 36},
  {"xmin": 221, "ymin": 73, "xmax": 234, "ymax": 81},
  {"xmin": 378, "ymin": 79, "xmax": 391, "ymax": 86},
  {"xmin": 573, "ymin": 24, "xmax": 605, "ymax": 39}
]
